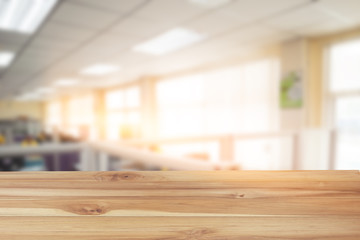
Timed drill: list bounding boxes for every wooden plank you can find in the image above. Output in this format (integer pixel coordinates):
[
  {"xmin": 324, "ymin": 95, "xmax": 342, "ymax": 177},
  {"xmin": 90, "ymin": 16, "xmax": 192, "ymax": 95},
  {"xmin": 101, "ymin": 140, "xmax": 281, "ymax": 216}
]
[
  {"xmin": 0, "ymin": 171, "xmax": 358, "ymax": 185},
  {"xmin": 1, "ymin": 170, "xmax": 359, "ymax": 181},
  {"xmin": 0, "ymin": 171, "xmax": 359, "ymax": 190},
  {"xmin": 0, "ymin": 216, "xmax": 360, "ymax": 239},
  {"xmin": 0, "ymin": 171, "xmax": 359, "ymax": 239},
  {"xmin": 0, "ymin": 196, "xmax": 360, "ymax": 216}
]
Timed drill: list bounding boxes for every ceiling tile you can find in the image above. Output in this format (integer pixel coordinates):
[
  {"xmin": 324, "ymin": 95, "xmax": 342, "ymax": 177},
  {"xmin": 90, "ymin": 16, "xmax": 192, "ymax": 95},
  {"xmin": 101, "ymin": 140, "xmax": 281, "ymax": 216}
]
[
  {"xmin": 215, "ymin": 25, "xmax": 280, "ymax": 46},
  {"xmin": 1, "ymin": 71, "xmax": 28, "ymax": 86},
  {"xmin": 319, "ymin": 0, "xmax": 360, "ymax": 23},
  {"xmin": 0, "ymin": 31, "xmax": 29, "ymax": 49},
  {"xmin": 87, "ymin": 33, "xmax": 141, "ymax": 52},
  {"xmin": 71, "ymin": 44, "xmax": 121, "ymax": 64},
  {"xmin": 53, "ymin": 54, "xmax": 99, "ymax": 73},
  {"xmin": 22, "ymin": 46, "xmax": 60, "ymax": 57},
  {"xmin": 52, "ymin": 33, "xmax": 139, "ymax": 72},
  {"xmin": 110, "ymin": 51, "xmax": 154, "ymax": 66},
  {"xmin": 184, "ymin": 10, "xmax": 250, "ymax": 37},
  {"xmin": 265, "ymin": 4, "xmax": 336, "ymax": 32},
  {"xmin": 37, "ymin": 21, "xmax": 96, "ymax": 42},
  {"xmin": 75, "ymin": 77, "xmax": 123, "ymax": 88},
  {"xmin": 2, "ymin": 48, "xmax": 67, "ymax": 88},
  {"xmin": 28, "ymin": 35, "xmax": 79, "ymax": 52},
  {"xmin": 4, "ymin": 52, "xmax": 62, "ymax": 80},
  {"xmin": 133, "ymin": 0, "xmax": 208, "ymax": 25},
  {"xmin": 7, "ymin": 59, "xmax": 44, "ymax": 74},
  {"xmin": 0, "ymin": 42, "xmax": 20, "ymax": 53},
  {"xmin": 20, "ymin": 48, "xmax": 64, "ymax": 65},
  {"xmin": 110, "ymin": 16, "xmax": 172, "ymax": 38},
  {"xmin": 50, "ymin": 2, "xmax": 120, "ymax": 30},
  {"xmin": 294, "ymin": 19, "xmax": 354, "ymax": 36},
  {"xmin": 220, "ymin": 0, "xmax": 310, "ymax": 23},
  {"xmin": 69, "ymin": 0, "xmax": 146, "ymax": 13}
]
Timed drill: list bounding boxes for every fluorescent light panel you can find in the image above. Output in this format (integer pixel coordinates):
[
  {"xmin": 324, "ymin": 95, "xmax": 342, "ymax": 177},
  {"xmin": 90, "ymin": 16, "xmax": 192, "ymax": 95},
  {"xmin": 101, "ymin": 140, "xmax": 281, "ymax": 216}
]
[
  {"xmin": 80, "ymin": 64, "xmax": 120, "ymax": 76},
  {"xmin": 0, "ymin": 51, "xmax": 15, "ymax": 67},
  {"xmin": 133, "ymin": 28, "xmax": 205, "ymax": 55},
  {"xmin": 0, "ymin": 0, "xmax": 57, "ymax": 34}
]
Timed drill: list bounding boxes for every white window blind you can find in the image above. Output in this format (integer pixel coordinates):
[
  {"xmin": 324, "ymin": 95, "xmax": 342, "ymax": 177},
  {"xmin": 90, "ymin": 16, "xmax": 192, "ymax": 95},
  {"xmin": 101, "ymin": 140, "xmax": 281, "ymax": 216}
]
[{"xmin": 156, "ymin": 59, "xmax": 280, "ymax": 138}]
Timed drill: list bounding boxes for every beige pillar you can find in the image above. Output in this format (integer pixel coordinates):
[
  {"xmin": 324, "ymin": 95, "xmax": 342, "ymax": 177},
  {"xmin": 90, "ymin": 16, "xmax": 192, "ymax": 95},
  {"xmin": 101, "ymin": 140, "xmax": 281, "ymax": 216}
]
[{"xmin": 140, "ymin": 76, "xmax": 158, "ymax": 139}]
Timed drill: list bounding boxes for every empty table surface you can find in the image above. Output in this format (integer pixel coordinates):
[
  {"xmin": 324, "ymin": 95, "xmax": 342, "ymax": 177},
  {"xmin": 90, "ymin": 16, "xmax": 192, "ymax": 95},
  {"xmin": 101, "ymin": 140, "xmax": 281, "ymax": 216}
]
[{"xmin": 0, "ymin": 170, "xmax": 359, "ymax": 239}]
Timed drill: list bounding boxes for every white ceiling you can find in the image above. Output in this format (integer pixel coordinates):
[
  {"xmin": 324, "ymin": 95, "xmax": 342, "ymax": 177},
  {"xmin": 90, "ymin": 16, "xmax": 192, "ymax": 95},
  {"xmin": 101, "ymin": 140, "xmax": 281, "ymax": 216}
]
[{"xmin": 0, "ymin": 0, "xmax": 359, "ymax": 98}]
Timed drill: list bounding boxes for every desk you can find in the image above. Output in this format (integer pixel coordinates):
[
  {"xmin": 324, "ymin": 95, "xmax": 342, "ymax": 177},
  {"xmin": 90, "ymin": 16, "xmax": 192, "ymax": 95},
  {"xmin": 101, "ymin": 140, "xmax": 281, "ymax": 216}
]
[{"xmin": 0, "ymin": 171, "xmax": 359, "ymax": 239}]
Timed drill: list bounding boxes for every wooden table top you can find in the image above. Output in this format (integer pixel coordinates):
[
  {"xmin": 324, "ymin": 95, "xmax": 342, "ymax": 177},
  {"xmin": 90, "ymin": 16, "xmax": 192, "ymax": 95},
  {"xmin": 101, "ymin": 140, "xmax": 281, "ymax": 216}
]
[{"xmin": 0, "ymin": 170, "xmax": 359, "ymax": 239}]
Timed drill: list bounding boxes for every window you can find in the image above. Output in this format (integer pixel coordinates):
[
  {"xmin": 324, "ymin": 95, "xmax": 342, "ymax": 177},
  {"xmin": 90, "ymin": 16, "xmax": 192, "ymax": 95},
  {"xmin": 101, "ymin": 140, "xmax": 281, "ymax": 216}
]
[
  {"xmin": 66, "ymin": 94, "xmax": 95, "ymax": 139},
  {"xmin": 45, "ymin": 100, "xmax": 62, "ymax": 130},
  {"xmin": 330, "ymin": 39, "xmax": 360, "ymax": 92},
  {"xmin": 156, "ymin": 58, "xmax": 281, "ymax": 166},
  {"xmin": 156, "ymin": 59, "xmax": 279, "ymax": 137},
  {"xmin": 105, "ymin": 86, "xmax": 141, "ymax": 140},
  {"xmin": 329, "ymin": 38, "xmax": 360, "ymax": 169}
]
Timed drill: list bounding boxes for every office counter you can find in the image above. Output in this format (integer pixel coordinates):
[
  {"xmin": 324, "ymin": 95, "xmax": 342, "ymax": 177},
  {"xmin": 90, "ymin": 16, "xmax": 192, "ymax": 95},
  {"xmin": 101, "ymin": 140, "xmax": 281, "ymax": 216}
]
[{"xmin": 0, "ymin": 171, "xmax": 359, "ymax": 239}]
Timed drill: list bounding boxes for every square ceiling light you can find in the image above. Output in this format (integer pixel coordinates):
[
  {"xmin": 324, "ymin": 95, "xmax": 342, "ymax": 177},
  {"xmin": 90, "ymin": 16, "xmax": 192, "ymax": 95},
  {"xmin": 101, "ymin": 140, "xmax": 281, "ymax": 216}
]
[
  {"xmin": 0, "ymin": 51, "xmax": 15, "ymax": 67},
  {"xmin": 80, "ymin": 64, "xmax": 120, "ymax": 76},
  {"xmin": 133, "ymin": 28, "xmax": 206, "ymax": 55},
  {"xmin": 0, "ymin": 0, "xmax": 57, "ymax": 34}
]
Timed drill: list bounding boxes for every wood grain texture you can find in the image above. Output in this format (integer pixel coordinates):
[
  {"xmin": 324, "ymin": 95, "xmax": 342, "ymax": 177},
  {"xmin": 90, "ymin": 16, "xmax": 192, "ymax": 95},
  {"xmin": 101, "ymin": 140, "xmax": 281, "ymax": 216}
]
[{"xmin": 0, "ymin": 171, "xmax": 359, "ymax": 239}]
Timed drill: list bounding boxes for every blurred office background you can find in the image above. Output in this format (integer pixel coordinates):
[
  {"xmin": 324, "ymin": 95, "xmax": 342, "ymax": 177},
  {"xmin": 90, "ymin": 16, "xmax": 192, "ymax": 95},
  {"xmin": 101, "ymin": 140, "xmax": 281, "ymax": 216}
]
[{"xmin": 0, "ymin": 0, "xmax": 359, "ymax": 171}]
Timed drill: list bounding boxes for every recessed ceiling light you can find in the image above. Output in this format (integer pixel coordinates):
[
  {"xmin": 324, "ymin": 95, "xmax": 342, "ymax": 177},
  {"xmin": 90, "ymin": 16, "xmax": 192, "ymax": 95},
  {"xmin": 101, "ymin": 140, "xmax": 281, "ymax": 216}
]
[
  {"xmin": 133, "ymin": 28, "xmax": 205, "ymax": 55},
  {"xmin": 80, "ymin": 64, "xmax": 120, "ymax": 76},
  {"xmin": 0, "ymin": 51, "xmax": 15, "ymax": 67},
  {"xmin": 188, "ymin": 0, "xmax": 231, "ymax": 8},
  {"xmin": 0, "ymin": 0, "xmax": 57, "ymax": 34},
  {"xmin": 54, "ymin": 78, "xmax": 78, "ymax": 86}
]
